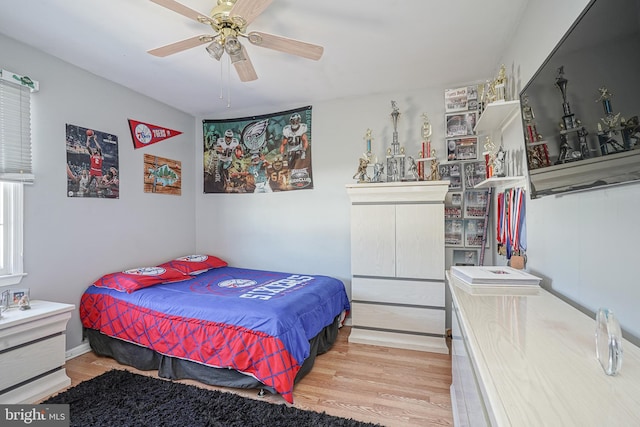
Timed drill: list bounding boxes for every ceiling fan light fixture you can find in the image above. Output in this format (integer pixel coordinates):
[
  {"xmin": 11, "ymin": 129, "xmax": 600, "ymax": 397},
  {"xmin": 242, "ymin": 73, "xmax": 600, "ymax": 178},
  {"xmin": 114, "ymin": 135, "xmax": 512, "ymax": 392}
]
[
  {"xmin": 224, "ymin": 35, "xmax": 242, "ymax": 55},
  {"xmin": 228, "ymin": 48, "xmax": 247, "ymax": 64},
  {"xmin": 206, "ymin": 40, "xmax": 225, "ymax": 61}
]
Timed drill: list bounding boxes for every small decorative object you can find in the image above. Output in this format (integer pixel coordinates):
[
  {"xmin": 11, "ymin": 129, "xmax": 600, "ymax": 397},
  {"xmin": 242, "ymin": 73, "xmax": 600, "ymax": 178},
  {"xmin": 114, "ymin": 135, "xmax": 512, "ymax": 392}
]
[
  {"xmin": 0, "ymin": 289, "xmax": 9, "ymax": 317},
  {"xmin": 352, "ymin": 154, "xmax": 371, "ymax": 183},
  {"xmin": 386, "ymin": 101, "xmax": 405, "ymax": 181},
  {"xmin": 9, "ymin": 288, "xmax": 30, "ymax": 309},
  {"xmin": 595, "ymin": 308, "xmax": 623, "ymax": 376},
  {"xmin": 493, "ymin": 146, "xmax": 507, "ymax": 177}
]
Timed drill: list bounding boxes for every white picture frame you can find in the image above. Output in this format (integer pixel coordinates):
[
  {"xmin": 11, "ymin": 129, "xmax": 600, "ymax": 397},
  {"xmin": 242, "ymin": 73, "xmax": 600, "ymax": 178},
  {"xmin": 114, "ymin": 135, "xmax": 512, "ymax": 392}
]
[{"xmin": 9, "ymin": 288, "xmax": 30, "ymax": 307}]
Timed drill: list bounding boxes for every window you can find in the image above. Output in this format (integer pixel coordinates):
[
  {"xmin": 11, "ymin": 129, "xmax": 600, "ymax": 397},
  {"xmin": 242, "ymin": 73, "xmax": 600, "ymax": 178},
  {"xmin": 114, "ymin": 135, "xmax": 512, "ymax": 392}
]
[{"xmin": 0, "ymin": 69, "xmax": 37, "ymax": 286}]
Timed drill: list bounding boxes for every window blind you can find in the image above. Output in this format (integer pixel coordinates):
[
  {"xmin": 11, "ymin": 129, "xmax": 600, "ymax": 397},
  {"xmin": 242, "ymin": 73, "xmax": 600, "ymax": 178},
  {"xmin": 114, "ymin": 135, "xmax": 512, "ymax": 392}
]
[{"xmin": 0, "ymin": 69, "xmax": 37, "ymax": 183}]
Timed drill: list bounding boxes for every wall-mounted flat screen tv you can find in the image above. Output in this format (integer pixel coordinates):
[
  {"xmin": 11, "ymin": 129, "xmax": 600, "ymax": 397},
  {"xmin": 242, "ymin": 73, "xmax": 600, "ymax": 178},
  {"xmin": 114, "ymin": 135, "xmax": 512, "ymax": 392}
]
[{"xmin": 519, "ymin": 0, "xmax": 640, "ymax": 198}]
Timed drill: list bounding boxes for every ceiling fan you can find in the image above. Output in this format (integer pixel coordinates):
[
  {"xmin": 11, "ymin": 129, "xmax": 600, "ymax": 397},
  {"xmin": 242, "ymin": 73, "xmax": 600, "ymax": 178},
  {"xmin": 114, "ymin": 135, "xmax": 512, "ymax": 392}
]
[{"xmin": 148, "ymin": 0, "xmax": 324, "ymax": 82}]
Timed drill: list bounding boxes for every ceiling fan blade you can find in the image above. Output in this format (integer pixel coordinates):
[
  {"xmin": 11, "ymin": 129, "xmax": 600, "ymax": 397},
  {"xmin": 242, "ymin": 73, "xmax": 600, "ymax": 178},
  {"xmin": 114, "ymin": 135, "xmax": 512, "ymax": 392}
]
[
  {"xmin": 233, "ymin": 46, "xmax": 258, "ymax": 82},
  {"xmin": 229, "ymin": 0, "xmax": 273, "ymax": 26},
  {"xmin": 148, "ymin": 35, "xmax": 213, "ymax": 57},
  {"xmin": 149, "ymin": 0, "xmax": 212, "ymax": 25},
  {"xmin": 247, "ymin": 31, "xmax": 324, "ymax": 60}
]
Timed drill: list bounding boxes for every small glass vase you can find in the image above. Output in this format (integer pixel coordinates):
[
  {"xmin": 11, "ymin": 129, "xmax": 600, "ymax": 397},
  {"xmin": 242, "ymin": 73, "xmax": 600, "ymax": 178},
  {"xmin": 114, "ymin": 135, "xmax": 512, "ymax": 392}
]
[{"xmin": 595, "ymin": 308, "xmax": 623, "ymax": 376}]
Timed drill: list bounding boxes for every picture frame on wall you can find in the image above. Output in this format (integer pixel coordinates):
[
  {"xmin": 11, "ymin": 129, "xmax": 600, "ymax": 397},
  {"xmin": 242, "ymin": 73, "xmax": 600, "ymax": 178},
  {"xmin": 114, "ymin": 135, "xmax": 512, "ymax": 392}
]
[
  {"xmin": 439, "ymin": 163, "xmax": 462, "ymax": 190},
  {"xmin": 445, "ymin": 192, "xmax": 464, "ymax": 219},
  {"xmin": 445, "ymin": 85, "xmax": 479, "ymax": 113},
  {"xmin": 453, "ymin": 249, "xmax": 479, "ymax": 266},
  {"xmin": 464, "ymin": 190, "xmax": 489, "ymax": 218},
  {"xmin": 445, "ymin": 219, "xmax": 464, "ymax": 246},
  {"xmin": 447, "ymin": 136, "xmax": 478, "ymax": 161},
  {"xmin": 464, "ymin": 219, "xmax": 487, "ymax": 248},
  {"xmin": 464, "ymin": 160, "xmax": 487, "ymax": 188},
  {"xmin": 445, "ymin": 111, "xmax": 478, "ymax": 138}
]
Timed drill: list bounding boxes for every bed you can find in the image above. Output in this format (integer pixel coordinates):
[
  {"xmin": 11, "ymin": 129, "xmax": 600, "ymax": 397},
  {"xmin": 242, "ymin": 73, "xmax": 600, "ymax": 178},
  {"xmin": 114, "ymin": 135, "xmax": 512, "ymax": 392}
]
[{"xmin": 80, "ymin": 255, "xmax": 350, "ymax": 403}]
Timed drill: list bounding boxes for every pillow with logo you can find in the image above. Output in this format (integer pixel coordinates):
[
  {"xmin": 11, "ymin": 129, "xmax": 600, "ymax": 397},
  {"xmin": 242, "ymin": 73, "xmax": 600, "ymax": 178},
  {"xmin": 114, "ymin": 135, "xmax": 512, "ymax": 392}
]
[
  {"xmin": 158, "ymin": 254, "xmax": 228, "ymax": 275},
  {"xmin": 93, "ymin": 266, "xmax": 189, "ymax": 293}
]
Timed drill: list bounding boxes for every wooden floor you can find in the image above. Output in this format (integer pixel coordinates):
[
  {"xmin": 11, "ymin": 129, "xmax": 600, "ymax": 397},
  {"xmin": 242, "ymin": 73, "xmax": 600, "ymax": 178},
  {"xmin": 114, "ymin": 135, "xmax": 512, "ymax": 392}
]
[{"xmin": 51, "ymin": 327, "xmax": 454, "ymax": 427}]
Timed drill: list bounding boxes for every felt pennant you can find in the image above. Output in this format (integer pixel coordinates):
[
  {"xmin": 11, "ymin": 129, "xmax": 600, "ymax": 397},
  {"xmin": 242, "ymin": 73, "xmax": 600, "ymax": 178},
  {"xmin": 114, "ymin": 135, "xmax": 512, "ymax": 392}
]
[{"xmin": 128, "ymin": 119, "xmax": 182, "ymax": 149}]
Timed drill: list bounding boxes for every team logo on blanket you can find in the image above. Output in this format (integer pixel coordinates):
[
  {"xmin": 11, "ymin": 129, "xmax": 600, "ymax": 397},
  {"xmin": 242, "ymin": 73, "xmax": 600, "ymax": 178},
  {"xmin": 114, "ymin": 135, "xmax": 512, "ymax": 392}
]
[
  {"xmin": 218, "ymin": 279, "xmax": 257, "ymax": 288},
  {"xmin": 124, "ymin": 267, "xmax": 167, "ymax": 276}
]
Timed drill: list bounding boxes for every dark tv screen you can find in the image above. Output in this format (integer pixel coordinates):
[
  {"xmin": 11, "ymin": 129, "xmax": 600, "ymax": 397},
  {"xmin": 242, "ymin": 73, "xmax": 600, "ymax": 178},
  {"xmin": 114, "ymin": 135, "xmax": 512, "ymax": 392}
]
[{"xmin": 519, "ymin": 0, "xmax": 640, "ymax": 198}]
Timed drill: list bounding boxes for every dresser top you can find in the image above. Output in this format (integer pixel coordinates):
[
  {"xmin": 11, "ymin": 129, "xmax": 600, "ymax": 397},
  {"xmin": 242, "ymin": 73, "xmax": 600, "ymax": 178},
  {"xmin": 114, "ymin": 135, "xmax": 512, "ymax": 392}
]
[
  {"xmin": 448, "ymin": 272, "xmax": 640, "ymax": 426},
  {"xmin": 0, "ymin": 300, "xmax": 75, "ymax": 330},
  {"xmin": 346, "ymin": 181, "xmax": 449, "ymax": 203}
]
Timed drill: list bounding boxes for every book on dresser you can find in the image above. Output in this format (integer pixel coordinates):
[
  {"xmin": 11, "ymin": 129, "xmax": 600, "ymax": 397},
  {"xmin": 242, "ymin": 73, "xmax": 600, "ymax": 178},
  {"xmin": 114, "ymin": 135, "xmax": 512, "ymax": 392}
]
[{"xmin": 450, "ymin": 266, "xmax": 541, "ymax": 295}]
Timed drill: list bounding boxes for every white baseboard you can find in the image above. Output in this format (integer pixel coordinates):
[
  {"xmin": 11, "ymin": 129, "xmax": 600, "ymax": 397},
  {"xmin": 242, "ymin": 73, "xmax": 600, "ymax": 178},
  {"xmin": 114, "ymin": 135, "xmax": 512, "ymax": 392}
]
[{"xmin": 66, "ymin": 341, "xmax": 92, "ymax": 360}]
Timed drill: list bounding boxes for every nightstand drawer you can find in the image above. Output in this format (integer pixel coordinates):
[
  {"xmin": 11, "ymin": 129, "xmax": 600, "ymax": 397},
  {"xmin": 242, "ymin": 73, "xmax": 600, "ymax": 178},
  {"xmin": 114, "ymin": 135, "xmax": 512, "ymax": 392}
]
[
  {"xmin": 0, "ymin": 334, "xmax": 65, "ymax": 391},
  {"xmin": 352, "ymin": 277, "xmax": 444, "ymax": 307}
]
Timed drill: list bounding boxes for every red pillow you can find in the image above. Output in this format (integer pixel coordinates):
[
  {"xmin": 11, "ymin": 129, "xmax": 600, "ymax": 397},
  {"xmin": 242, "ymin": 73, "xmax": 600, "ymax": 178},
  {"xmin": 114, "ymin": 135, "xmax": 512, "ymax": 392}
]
[
  {"xmin": 158, "ymin": 255, "xmax": 228, "ymax": 275},
  {"xmin": 93, "ymin": 266, "xmax": 189, "ymax": 293}
]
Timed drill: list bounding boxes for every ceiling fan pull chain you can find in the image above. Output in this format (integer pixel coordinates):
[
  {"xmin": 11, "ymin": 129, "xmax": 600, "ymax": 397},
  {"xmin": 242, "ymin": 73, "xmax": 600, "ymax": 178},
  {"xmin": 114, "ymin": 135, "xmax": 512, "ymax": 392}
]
[
  {"xmin": 219, "ymin": 59, "xmax": 224, "ymax": 100},
  {"xmin": 227, "ymin": 58, "xmax": 231, "ymax": 108}
]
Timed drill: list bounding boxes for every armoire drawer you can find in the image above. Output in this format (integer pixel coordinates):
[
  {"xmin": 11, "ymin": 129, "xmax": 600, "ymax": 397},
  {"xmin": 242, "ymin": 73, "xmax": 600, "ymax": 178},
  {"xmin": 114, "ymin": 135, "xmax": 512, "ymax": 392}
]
[{"xmin": 352, "ymin": 277, "xmax": 444, "ymax": 307}]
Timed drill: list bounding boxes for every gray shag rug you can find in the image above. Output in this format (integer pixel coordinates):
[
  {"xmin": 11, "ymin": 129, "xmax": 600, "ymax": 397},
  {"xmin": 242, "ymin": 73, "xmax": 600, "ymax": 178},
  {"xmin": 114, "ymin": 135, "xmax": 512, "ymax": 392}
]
[{"xmin": 43, "ymin": 369, "xmax": 382, "ymax": 427}]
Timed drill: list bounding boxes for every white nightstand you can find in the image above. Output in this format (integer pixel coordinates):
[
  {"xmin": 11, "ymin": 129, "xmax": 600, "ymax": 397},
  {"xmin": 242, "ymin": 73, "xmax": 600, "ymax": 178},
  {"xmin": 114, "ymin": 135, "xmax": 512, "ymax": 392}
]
[{"xmin": 0, "ymin": 300, "xmax": 75, "ymax": 403}]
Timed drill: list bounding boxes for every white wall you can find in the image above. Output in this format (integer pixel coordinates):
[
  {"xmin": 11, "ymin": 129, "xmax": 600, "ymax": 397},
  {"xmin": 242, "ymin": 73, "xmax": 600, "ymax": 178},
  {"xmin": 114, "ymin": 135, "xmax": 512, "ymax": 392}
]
[
  {"xmin": 499, "ymin": 0, "xmax": 640, "ymax": 344},
  {"xmin": 1, "ymin": 34, "xmax": 197, "ymax": 349},
  {"xmin": 195, "ymin": 89, "xmax": 449, "ymax": 300}
]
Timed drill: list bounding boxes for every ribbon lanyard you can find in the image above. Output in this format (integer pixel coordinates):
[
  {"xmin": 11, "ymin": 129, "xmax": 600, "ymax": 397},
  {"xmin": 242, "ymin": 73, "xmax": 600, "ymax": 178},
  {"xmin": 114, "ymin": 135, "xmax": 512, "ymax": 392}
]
[{"xmin": 508, "ymin": 188, "xmax": 524, "ymax": 255}]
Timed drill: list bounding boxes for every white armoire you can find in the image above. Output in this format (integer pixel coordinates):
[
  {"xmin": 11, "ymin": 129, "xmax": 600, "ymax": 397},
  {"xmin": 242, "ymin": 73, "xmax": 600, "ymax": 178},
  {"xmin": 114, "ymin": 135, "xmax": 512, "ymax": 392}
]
[{"xmin": 345, "ymin": 181, "xmax": 449, "ymax": 353}]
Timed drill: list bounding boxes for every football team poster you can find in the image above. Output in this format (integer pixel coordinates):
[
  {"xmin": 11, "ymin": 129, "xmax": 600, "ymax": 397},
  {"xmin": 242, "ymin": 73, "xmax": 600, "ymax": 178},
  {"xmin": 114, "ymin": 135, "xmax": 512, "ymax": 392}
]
[
  {"xmin": 66, "ymin": 124, "xmax": 119, "ymax": 198},
  {"xmin": 203, "ymin": 106, "xmax": 313, "ymax": 194}
]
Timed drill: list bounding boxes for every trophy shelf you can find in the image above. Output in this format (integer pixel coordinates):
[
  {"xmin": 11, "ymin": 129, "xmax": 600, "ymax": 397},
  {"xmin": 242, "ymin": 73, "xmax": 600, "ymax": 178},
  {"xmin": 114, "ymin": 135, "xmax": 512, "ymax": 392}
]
[
  {"xmin": 473, "ymin": 175, "xmax": 526, "ymax": 189},
  {"xmin": 528, "ymin": 149, "xmax": 640, "ymax": 197},
  {"xmin": 474, "ymin": 100, "xmax": 521, "ymax": 134}
]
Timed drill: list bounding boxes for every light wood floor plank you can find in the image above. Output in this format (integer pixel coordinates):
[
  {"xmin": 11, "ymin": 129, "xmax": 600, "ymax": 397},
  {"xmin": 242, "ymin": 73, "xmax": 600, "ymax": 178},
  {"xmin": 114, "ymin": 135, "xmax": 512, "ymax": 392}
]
[{"xmin": 50, "ymin": 327, "xmax": 454, "ymax": 426}]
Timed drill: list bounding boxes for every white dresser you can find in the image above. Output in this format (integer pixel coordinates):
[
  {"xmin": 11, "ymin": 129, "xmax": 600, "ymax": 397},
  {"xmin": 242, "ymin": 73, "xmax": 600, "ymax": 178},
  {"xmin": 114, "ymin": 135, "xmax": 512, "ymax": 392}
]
[
  {"xmin": 0, "ymin": 300, "xmax": 75, "ymax": 403},
  {"xmin": 448, "ymin": 271, "xmax": 640, "ymax": 426},
  {"xmin": 346, "ymin": 181, "xmax": 449, "ymax": 353}
]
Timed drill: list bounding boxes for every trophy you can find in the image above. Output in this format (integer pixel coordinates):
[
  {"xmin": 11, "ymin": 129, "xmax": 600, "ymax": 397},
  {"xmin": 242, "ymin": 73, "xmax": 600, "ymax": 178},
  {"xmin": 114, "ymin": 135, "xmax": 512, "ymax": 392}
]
[
  {"xmin": 522, "ymin": 95, "xmax": 550, "ymax": 169},
  {"xmin": 483, "ymin": 136, "xmax": 496, "ymax": 178},
  {"xmin": 428, "ymin": 149, "xmax": 441, "ymax": 181},
  {"xmin": 494, "ymin": 64, "xmax": 507, "ymax": 102},
  {"xmin": 419, "ymin": 113, "xmax": 432, "ymax": 180},
  {"xmin": 363, "ymin": 128, "xmax": 374, "ymax": 159},
  {"xmin": 555, "ymin": 66, "xmax": 576, "ymax": 131},
  {"xmin": 386, "ymin": 101, "xmax": 405, "ymax": 181},
  {"xmin": 554, "ymin": 67, "xmax": 585, "ymax": 164},
  {"xmin": 595, "ymin": 87, "xmax": 625, "ymax": 154}
]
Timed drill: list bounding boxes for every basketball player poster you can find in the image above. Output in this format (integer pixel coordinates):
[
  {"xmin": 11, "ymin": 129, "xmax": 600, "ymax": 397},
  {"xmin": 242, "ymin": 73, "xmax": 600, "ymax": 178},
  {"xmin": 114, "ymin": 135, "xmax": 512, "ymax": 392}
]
[
  {"xmin": 66, "ymin": 123, "xmax": 120, "ymax": 198},
  {"xmin": 203, "ymin": 106, "xmax": 313, "ymax": 194}
]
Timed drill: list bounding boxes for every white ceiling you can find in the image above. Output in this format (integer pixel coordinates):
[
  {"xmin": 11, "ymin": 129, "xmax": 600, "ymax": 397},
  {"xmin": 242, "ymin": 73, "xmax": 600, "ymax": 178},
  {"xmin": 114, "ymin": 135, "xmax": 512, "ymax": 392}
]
[{"xmin": 0, "ymin": 0, "xmax": 529, "ymax": 116}]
